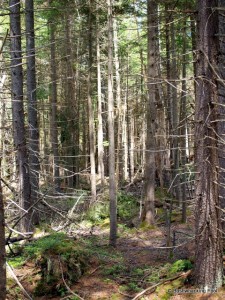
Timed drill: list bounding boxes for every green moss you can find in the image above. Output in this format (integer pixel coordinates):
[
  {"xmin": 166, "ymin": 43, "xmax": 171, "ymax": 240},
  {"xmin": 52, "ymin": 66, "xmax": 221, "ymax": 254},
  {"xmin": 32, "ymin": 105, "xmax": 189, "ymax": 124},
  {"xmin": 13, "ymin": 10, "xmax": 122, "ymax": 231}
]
[
  {"xmin": 117, "ymin": 192, "xmax": 139, "ymax": 220},
  {"xmin": 7, "ymin": 256, "xmax": 26, "ymax": 268},
  {"xmin": 21, "ymin": 233, "xmax": 89, "ymax": 296},
  {"xmin": 139, "ymin": 221, "xmax": 156, "ymax": 231},
  {"xmin": 168, "ymin": 259, "xmax": 193, "ymax": 275},
  {"xmin": 86, "ymin": 191, "xmax": 139, "ymax": 225},
  {"xmin": 102, "ymin": 264, "xmax": 127, "ymax": 277},
  {"xmin": 156, "ymin": 278, "xmax": 185, "ymax": 300},
  {"xmin": 126, "ymin": 282, "xmax": 142, "ymax": 292},
  {"xmin": 131, "ymin": 267, "xmax": 145, "ymax": 276},
  {"xmin": 111, "ymin": 293, "xmax": 122, "ymax": 300}
]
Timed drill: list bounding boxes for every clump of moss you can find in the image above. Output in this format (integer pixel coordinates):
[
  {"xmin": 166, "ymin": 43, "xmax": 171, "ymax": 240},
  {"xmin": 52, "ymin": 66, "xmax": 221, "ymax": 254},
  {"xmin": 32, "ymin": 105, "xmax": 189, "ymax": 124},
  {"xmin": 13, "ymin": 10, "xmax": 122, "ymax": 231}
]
[
  {"xmin": 23, "ymin": 233, "xmax": 89, "ymax": 296},
  {"xmin": 139, "ymin": 221, "xmax": 156, "ymax": 231},
  {"xmin": 7, "ymin": 256, "xmax": 26, "ymax": 268},
  {"xmin": 156, "ymin": 278, "xmax": 185, "ymax": 300},
  {"xmin": 168, "ymin": 259, "xmax": 193, "ymax": 275}
]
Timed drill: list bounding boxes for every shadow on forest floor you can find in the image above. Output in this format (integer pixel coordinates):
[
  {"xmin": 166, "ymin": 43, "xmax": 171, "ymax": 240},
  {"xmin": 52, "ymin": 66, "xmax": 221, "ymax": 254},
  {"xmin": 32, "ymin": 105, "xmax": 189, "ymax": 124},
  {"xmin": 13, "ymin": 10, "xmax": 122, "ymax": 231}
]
[{"xmin": 6, "ymin": 216, "xmax": 225, "ymax": 300}]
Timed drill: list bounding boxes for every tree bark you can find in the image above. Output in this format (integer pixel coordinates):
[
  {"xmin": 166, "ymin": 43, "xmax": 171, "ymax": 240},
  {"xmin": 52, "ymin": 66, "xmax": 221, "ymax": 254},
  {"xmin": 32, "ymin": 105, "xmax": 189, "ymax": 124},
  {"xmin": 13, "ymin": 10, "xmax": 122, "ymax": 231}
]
[
  {"xmin": 218, "ymin": 0, "xmax": 225, "ymax": 232},
  {"xmin": 96, "ymin": 4, "xmax": 105, "ymax": 187},
  {"xmin": 108, "ymin": 0, "xmax": 117, "ymax": 247},
  {"xmin": 0, "ymin": 160, "xmax": 6, "ymax": 300},
  {"xmin": 194, "ymin": 0, "xmax": 223, "ymax": 288},
  {"xmin": 180, "ymin": 19, "xmax": 187, "ymax": 223},
  {"xmin": 25, "ymin": 0, "xmax": 39, "ymax": 225},
  {"xmin": 49, "ymin": 20, "xmax": 60, "ymax": 192},
  {"xmin": 142, "ymin": 0, "xmax": 158, "ymax": 225},
  {"xmin": 87, "ymin": 0, "xmax": 96, "ymax": 202},
  {"xmin": 114, "ymin": 18, "xmax": 123, "ymax": 184},
  {"xmin": 10, "ymin": 0, "xmax": 32, "ymax": 232}
]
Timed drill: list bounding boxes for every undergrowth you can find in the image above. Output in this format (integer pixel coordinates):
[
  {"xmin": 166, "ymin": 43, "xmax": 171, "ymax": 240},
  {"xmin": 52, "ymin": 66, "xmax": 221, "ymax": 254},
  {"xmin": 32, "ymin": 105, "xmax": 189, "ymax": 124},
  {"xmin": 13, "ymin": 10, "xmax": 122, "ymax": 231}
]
[
  {"xmin": 86, "ymin": 191, "xmax": 139, "ymax": 226},
  {"xmin": 8, "ymin": 233, "xmax": 89, "ymax": 297}
]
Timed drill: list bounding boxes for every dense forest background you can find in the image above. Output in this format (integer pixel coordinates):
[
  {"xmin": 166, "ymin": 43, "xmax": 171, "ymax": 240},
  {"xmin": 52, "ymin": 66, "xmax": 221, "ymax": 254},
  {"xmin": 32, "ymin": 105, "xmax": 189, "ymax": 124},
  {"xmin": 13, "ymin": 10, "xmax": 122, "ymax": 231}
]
[{"xmin": 0, "ymin": 0, "xmax": 225, "ymax": 299}]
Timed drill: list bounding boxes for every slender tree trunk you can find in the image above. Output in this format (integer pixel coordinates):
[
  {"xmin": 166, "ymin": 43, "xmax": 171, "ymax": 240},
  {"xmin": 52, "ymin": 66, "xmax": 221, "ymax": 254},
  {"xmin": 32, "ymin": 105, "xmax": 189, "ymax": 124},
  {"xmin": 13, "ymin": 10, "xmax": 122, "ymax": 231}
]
[
  {"xmin": 193, "ymin": 0, "xmax": 223, "ymax": 288},
  {"xmin": 87, "ymin": 0, "xmax": 96, "ymax": 202},
  {"xmin": 49, "ymin": 21, "xmax": 60, "ymax": 192},
  {"xmin": 180, "ymin": 19, "xmax": 187, "ymax": 223},
  {"xmin": 114, "ymin": 19, "xmax": 122, "ymax": 184},
  {"xmin": 130, "ymin": 115, "xmax": 135, "ymax": 181},
  {"xmin": 165, "ymin": 4, "xmax": 173, "ymax": 189},
  {"xmin": 10, "ymin": 0, "xmax": 32, "ymax": 232},
  {"xmin": 25, "ymin": 0, "xmax": 39, "ymax": 224},
  {"xmin": 0, "ymin": 159, "xmax": 6, "ymax": 300},
  {"xmin": 142, "ymin": 0, "xmax": 157, "ymax": 225},
  {"xmin": 170, "ymin": 18, "xmax": 181, "ymax": 203},
  {"xmin": 108, "ymin": 0, "xmax": 117, "ymax": 247},
  {"xmin": 96, "ymin": 5, "xmax": 105, "ymax": 187},
  {"xmin": 122, "ymin": 57, "xmax": 129, "ymax": 182}
]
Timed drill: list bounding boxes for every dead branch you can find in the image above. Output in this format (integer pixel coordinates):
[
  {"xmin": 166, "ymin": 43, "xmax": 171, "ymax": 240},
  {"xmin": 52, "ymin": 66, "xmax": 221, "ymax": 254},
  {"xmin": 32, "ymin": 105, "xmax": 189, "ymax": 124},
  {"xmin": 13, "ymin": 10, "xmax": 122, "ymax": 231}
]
[
  {"xmin": 59, "ymin": 257, "xmax": 84, "ymax": 300},
  {"xmin": 6, "ymin": 262, "xmax": 33, "ymax": 300},
  {"xmin": 131, "ymin": 270, "xmax": 192, "ymax": 300}
]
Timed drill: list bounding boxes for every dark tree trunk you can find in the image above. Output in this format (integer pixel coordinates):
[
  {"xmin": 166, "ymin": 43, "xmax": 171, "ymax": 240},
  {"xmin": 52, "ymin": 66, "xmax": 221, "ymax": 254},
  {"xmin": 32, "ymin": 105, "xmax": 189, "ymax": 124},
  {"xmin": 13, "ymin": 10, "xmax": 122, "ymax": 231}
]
[
  {"xmin": 142, "ymin": 0, "xmax": 158, "ymax": 225},
  {"xmin": 218, "ymin": 0, "xmax": 225, "ymax": 232},
  {"xmin": 194, "ymin": 0, "xmax": 223, "ymax": 288},
  {"xmin": 10, "ymin": 0, "xmax": 32, "ymax": 232},
  {"xmin": 25, "ymin": 0, "xmax": 39, "ymax": 225},
  {"xmin": 49, "ymin": 22, "xmax": 60, "ymax": 192},
  {"xmin": 0, "ymin": 160, "xmax": 6, "ymax": 300}
]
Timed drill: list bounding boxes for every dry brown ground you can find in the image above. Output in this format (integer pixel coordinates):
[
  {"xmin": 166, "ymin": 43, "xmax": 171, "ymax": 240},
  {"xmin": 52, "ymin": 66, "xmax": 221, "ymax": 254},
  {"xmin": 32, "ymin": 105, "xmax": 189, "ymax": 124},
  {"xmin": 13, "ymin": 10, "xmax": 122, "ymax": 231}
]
[{"xmin": 6, "ymin": 220, "xmax": 225, "ymax": 300}]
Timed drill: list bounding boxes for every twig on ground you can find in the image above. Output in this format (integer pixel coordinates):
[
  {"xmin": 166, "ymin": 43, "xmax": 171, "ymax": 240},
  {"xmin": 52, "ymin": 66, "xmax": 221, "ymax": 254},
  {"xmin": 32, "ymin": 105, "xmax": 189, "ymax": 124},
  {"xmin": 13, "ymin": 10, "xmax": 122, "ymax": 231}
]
[
  {"xmin": 6, "ymin": 262, "xmax": 33, "ymax": 300},
  {"xmin": 59, "ymin": 257, "xmax": 84, "ymax": 300},
  {"xmin": 88, "ymin": 266, "xmax": 100, "ymax": 275},
  {"xmin": 118, "ymin": 290, "xmax": 134, "ymax": 298},
  {"xmin": 131, "ymin": 270, "xmax": 192, "ymax": 300}
]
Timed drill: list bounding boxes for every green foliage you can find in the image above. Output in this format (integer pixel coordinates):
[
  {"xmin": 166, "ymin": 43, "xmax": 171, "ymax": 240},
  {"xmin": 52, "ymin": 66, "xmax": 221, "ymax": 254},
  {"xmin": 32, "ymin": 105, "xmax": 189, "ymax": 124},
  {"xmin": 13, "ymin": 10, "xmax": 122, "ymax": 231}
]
[
  {"xmin": 131, "ymin": 267, "xmax": 145, "ymax": 276},
  {"xmin": 139, "ymin": 221, "xmax": 156, "ymax": 231},
  {"xmin": 80, "ymin": 235, "xmax": 124, "ymax": 263},
  {"xmin": 24, "ymin": 233, "xmax": 72, "ymax": 258},
  {"xmin": 126, "ymin": 282, "xmax": 142, "ymax": 292},
  {"xmin": 86, "ymin": 201, "xmax": 109, "ymax": 224},
  {"xmin": 86, "ymin": 191, "xmax": 138, "ymax": 225},
  {"xmin": 103, "ymin": 264, "xmax": 127, "ymax": 277},
  {"xmin": 156, "ymin": 278, "xmax": 185, "ymax": 300},
  {"xmin": 117, "ymin": 192, "xmax": 139, "ymax": 220},
  {"xmin": 22, "ymin": 233, "xmax": 88, "ymax": 296},
  {"xmin": 7, "ymin": 256, "xmax": 26, "ymax": 268},
  {"xmin": 169, "ymin": 259, "xmax": 193, "ymax": 275}
]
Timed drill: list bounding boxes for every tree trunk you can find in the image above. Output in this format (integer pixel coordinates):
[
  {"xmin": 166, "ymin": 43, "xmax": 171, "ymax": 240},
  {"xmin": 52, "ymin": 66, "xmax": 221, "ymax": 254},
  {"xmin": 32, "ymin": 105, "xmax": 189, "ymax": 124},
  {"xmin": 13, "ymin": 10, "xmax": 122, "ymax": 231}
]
[
  {"xmin": 49, "ymin": 21, "xmax": 60, "ymax": 192},
  {"xmin": 170, "ymin": 16, "xmax": 181, "ymax": 203},
  {"xmin": 25, "ymin": 0, "xmax": 39, "ymax": 225},
  {"xmin": 193, "ymin": 0, "xmax": 223, "ymax": 288},
  {"xmin": 180, "ymin": 19, "xmax": 187, "ymax": 223},
  {"xmin": 114, "ymin": 19, "xmax": 122, "ymax": 184},
  {"xmin": 10, "ymin": 0, "xmax": 32, "ymax": 232},
  {"xmin": 96, "ymin": 4, "xmax": 105, "ymax": 187},
  {"xmin": 87, "ymin": 0, "xmax": 96, "ymax": 202},
  {"xmin": 108, "ymin": 0, "xmax": 117, "ymax": 247},
  {"xmin": 0, "ymin": 160, "xmax": 6, "ymax": 300},
  {"xmin": 218, "ymin": 0, "xmax": 225, "ymax": 232},
  {"xmin": 142, "ymin": 0, "xmax": 158, "ymax": 225}
]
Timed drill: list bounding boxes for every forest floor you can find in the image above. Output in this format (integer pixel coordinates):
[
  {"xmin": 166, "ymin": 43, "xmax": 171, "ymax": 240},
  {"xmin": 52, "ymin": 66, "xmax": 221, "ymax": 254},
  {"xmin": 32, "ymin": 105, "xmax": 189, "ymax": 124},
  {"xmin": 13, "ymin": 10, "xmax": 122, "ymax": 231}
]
[
  {"xmin": 5, "ymin": 184, "xmax": 225, "ymax": 300},
  {"xmin": 6, "ymin": 218, "xmax": 225, "ymax": 300}
]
